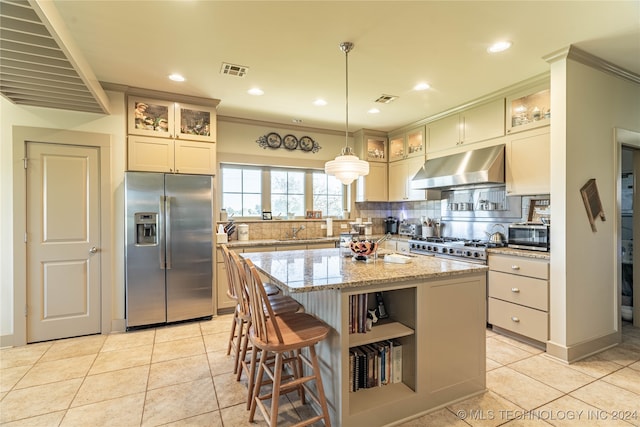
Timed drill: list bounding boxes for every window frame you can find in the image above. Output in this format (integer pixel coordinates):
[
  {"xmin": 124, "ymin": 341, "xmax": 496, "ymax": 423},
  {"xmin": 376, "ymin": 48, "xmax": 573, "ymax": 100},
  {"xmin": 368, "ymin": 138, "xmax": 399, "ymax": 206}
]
[{"xmin": 220, "ymin": 163, "xmax": 348, "ymax": 219}]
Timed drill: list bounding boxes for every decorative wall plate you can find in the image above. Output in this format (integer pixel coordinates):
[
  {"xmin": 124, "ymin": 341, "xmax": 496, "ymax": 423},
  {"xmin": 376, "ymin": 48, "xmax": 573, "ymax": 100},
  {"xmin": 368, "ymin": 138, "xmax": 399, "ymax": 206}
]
[
  {"xmin": 299, "ymin": 136, "xmax": 315, "ymax": 152},
  {"xmin": 256, "ymin": 132, "xmax": 321, "ymax": 152},
  {"xmin": 266, "ymin": 132, "xmax": 282, "ymax": 148},
  {"xmin": 283, "ymin": 134, "xmax": 298, "ymax": 150}
]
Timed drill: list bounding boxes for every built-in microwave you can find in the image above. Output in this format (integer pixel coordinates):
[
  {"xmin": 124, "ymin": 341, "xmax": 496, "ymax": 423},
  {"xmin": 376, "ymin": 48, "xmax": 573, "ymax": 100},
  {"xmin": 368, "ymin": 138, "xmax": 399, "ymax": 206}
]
[{"xmin": 508, "ymin": 223, "xmax": 550, "ymax": 252}]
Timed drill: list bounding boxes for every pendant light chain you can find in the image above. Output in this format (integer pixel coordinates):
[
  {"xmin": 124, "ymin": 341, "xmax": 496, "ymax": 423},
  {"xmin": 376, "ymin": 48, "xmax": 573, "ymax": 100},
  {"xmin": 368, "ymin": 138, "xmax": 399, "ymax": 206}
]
[
  {"xmin": 324, "ymin": 41, "xmax": 369, "ymax": 185},
  {"xmin": 344, "ymin": 42, "xmax": 350, "ymax": 152},
  {"xmin": 340, "ymin": 42, "xmax": 354, "ymax": 155}
]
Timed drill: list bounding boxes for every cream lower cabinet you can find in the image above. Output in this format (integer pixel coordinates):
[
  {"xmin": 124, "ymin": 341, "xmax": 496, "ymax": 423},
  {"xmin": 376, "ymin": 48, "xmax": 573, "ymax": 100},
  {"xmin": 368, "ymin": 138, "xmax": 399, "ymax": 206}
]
[
  {"xmin": 389, "ymin": 156, "xmax": 439, "ymax": 201},
  {"xmin": 488, "ymin": 253, "xmax": 549, "ymax": 343},
  {"xmin": 356, "ymin": 162, "xmax": 388, "ymax": 202},
  {"xmin": 128, "ymin": 135, "xmax": 216, "ymax": 175},
  {"xmin": 380, "ymin": 239, "xmax": 409, "ymax": 253},
  {"xmin": 506, "ymin": 127, "xmax": 550, "ymax": 195}
]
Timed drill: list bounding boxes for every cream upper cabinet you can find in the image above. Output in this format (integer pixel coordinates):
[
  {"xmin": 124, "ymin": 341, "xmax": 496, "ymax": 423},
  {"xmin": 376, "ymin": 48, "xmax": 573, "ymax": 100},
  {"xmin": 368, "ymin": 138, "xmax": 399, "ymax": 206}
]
[
  {"xmin": 506, "ymin": 127, "xmax": 550, "ymax": 195},
  {"xmin": 389, "ymin": 156, "xmax": 439, "ymax": 201},
  {"xmin": 506, "ymin": 84, "xmax": 550, "ymax": 134},
  {"xmin": 389, "ymin": 126, "xmax": 425, "ymax": 162},
  {"xmin": 128, "ymin": 136, "xmax": 216, "ymax": 174},
  {"xmin": 427, "ymin": 114, "xmax": 460, "ymax": 153},
  {"xmin": 128, "ymin": 96, "xmax": 217, "ymax": 143},
  {"xmin": 356, "ymin": 162, "xmax": 388, "ymax": 202},
  {"xmin": 127, "ymin": 95, "xmax": 217, "ymax": 175},
  {"xmin": 427, "ymin": 99, "xmax": 504, "ymax": 153},
  {"xmin": 354, "ymin": 130, "xmax": 388, "ymax": 202}
]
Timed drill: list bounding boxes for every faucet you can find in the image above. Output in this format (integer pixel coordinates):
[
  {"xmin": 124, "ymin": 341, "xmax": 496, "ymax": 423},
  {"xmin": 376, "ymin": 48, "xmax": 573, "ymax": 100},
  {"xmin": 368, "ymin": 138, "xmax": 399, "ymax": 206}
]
[{"xmin": 291, "ymin": 224, "xmax": 306, "ymax": 239}]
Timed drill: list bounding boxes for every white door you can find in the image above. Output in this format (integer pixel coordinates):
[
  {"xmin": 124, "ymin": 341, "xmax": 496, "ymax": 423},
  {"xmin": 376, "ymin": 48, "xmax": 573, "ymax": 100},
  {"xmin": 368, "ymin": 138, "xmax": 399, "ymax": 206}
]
[{"xmin": 26, "ymin": 142, "xmax": 102, "ymax": 342}]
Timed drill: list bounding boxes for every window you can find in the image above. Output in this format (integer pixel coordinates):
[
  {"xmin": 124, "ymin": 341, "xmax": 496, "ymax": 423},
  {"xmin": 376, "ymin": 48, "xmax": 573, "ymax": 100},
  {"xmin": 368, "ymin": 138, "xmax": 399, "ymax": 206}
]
[
  {"xmin": 221, "ymin": 164, "xmax": 346, "ymax": 218},
  {"xmin": 313, "ymin": 172, "xmax": 343, "ymax": 217},
  {"xmin": 221, "ymin": 166, "xmax": 262, "ymax": 216},
  {"xmin": 271, "ymin": 170, "xmax": 305, "ymax": 217}
]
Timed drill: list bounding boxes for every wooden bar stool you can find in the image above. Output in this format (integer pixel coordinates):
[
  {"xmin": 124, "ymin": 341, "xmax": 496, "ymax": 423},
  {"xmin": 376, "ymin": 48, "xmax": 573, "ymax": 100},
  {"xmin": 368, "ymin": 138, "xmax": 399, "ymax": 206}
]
[
  {"xmin": 228, "ymin": 250, "xmax": 302, "ymax": 408},
  {"xmin": 244, "ymin": 258, "xmax": 331, "ymax": 427},
  {"xmin": 221, "ymin": 244, "xmax": 284, "ymax": 374}
]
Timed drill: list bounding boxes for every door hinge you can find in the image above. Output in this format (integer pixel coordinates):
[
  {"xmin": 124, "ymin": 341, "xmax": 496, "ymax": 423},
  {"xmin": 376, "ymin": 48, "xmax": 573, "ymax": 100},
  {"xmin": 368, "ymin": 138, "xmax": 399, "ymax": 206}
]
[
  {"xmin": 23, "ymin": 158, "xmax": 28, "ymax": 169},
  {"xmin": 24, "ymin": 305, "xmax": 28, "ymax": 316},
  {"xmin": 24, "ymin": 232, "xmax": 27, "ymax": 243}
]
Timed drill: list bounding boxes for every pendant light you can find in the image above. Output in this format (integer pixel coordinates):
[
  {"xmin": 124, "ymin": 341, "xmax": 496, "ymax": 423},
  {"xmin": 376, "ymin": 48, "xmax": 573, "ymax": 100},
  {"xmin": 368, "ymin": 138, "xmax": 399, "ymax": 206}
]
[{"xmin": 324, "ymin": 42, "xmax": 369, "ymax": 185}]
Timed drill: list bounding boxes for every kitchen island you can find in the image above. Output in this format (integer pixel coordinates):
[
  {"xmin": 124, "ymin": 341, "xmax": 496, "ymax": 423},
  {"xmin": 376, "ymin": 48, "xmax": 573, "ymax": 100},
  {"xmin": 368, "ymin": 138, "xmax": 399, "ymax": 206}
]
[{"xmin": 242, "ymin": 248, "xmax": 488, "ymax": 427}]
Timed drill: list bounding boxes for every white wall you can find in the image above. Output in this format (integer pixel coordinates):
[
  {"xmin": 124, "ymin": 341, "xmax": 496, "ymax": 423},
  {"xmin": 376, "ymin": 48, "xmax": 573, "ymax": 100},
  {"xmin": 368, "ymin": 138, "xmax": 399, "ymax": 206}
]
[
  {"xmin": 0, "ymin": 92, "xmax": 127, "ymax": 342},
  {"xmin": 0, "ymin": 93, "xmax": 348, "ymax": 343},
  {"xmin": 548, "ymin": 55, "xmax": 640, "ymax": 361}
]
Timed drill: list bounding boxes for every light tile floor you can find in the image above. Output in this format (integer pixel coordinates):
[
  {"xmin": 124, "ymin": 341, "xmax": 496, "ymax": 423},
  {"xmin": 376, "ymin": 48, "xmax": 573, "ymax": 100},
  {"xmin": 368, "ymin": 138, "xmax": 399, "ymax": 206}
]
[{"xmin": 1, "ymin": 316, "xmax": 639, "ymax": 426}]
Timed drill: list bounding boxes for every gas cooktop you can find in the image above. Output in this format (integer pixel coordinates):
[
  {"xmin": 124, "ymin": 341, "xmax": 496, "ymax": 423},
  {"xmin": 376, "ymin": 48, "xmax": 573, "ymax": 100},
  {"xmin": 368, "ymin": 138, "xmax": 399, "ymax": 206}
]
[{"xmin": 408, "ymin": 236, "xmax": 506, "ymax": 263}]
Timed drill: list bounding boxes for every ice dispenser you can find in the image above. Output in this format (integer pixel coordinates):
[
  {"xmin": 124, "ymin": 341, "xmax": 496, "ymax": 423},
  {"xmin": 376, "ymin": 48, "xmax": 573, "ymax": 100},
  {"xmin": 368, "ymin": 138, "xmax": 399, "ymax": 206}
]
[{"xmin": 135, "ymin": 213, "xmax": 157, "ymax": 245}]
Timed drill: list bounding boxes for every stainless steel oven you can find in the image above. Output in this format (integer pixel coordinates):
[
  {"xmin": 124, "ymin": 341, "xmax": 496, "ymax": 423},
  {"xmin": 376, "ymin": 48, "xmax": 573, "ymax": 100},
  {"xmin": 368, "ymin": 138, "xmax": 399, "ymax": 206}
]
[{"xmin": 507, "ymin": 223, "xmax": 550, "ymax": 252}]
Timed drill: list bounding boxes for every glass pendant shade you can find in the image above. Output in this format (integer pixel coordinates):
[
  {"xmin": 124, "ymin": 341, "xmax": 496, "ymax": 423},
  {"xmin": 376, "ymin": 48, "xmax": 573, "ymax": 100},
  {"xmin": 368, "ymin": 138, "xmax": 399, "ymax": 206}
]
[
  {"xmin": 324, "ymin": 41, "xmax": 369, "ymax": 186},
  {"xmin": 325, "ymin": 146, "xmax": 370, "ymax": 185}
]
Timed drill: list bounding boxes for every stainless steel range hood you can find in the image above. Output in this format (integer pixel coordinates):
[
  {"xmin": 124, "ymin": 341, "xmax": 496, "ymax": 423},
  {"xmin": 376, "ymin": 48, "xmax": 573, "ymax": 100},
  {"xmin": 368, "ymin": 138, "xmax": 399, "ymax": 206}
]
[{"xmin": 411, "ymin": 144, "xmax": 505, "ymax": 189}]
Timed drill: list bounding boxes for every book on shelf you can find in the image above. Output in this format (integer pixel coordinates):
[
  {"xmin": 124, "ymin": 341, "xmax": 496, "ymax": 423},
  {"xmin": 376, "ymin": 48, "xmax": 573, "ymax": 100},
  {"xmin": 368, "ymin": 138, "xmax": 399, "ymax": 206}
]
[
  {"xmin": 390, "ymin": 340, "xmax": 402, "ymax": 384},
  {"xmin": 348, "ymin": 339, "xmax": 404, "ymax": 392}
]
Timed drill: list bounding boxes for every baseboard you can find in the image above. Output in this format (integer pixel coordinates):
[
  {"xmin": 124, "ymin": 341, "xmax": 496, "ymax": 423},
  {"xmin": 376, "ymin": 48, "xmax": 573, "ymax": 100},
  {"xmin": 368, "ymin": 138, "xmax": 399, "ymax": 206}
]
[
  {"xmin": 546, "ymin": 330, "xmax": 621, "ymax": 363},
  {"xmin": 0, "ymin": 333, "xmax": 15, "ymax": 349},
  {"xmin": 111, "ymin": 318, "xmax": 126, "ymax": 333}
]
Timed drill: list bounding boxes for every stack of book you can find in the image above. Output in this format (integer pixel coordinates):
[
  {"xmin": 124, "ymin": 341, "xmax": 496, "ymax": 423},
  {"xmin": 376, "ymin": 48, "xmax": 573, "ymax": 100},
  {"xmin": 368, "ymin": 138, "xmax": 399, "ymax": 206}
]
[
  {"xmin": 349, "ymin": 340, "xmax": 402, "ymax": 392},
  {"xmin": 348, "ymin": 294, "xmax": 369, "ymax": 333}
]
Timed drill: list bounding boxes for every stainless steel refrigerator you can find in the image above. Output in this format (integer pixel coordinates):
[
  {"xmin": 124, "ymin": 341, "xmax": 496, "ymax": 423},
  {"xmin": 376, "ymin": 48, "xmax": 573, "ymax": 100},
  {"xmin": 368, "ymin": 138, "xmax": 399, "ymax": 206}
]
[{"xmin": 125, "ymin": 172, "xmax": 214, "ymax": 328}]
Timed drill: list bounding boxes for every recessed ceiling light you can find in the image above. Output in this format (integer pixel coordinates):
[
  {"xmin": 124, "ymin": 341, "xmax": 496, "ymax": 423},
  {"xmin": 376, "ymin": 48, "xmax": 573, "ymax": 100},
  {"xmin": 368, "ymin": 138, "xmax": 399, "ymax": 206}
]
[
  {"xmin": 487, "ymin": 41, "xmax": 512, "ymax": 53},
  {"xmin": 413, "ymin": 82, "xmax": 430, "ymax": 91},
  {"xmin": 248, "ymin": 88, "xmax": 264, "ymax": 96},
  {"xmin": 168, "ymin": 74, "xmax": 185, "ymax": 82},
  {"xmin": 368, "ymin": 108, "xmax": 380, "ymax": 114},
  {"xmin": 292, "ymin": 119, "xmax": 303, "ymax": 124},
  {"xmin": 313, "ymin": 99, "xmax": 327, "ymax": 106}
]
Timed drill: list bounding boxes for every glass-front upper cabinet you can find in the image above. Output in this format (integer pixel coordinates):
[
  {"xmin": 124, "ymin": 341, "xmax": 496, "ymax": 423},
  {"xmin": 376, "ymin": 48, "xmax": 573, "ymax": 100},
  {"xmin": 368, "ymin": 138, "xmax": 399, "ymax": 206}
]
[
  {"xmin": 389, "ymin": 134, "xmax": 405, "ymax": 162},
  {"xmin": 389, "ymin": 126, "xmax": 425, "ymax": 162},
  {"xmin": 365, "ymin": 137, "xmax": 387, "ymax": 162},
  {"xmin": 506, "ymin": 84, "xmax": 550, "ymax": 134},
  {"xmin": 128, "ymin": 96, "xmax": 217, "ymax": 143}
]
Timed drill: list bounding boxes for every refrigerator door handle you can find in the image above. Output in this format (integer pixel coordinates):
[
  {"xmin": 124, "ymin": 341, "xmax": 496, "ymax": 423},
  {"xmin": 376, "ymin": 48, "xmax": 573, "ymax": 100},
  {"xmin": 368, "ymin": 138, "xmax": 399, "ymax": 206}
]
[
  {"xmin": 159, "ymin": 196, "xmax": 166, "ymax": 269},
  {"xmin": 166, "ymin": 195, "xmax": 172, "ymax": 269}
]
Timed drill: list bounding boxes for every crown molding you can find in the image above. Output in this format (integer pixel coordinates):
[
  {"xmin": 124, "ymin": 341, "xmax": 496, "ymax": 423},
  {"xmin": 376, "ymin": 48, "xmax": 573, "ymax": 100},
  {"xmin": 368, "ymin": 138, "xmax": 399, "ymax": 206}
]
[
  {"xmin": 217, "ymin": 115, "xmax": 347, "ymax": 137},
  {"xmin": 544, "ymin": 45, "xmax": 640, "ymax": 85}
]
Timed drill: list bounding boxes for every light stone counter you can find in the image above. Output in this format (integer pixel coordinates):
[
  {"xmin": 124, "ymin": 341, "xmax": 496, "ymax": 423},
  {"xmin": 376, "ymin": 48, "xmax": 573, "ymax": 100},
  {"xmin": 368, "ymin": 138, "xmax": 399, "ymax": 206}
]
[{"xmin": 242, "ymin": 247, "xmax": 488, "ymax": 293}]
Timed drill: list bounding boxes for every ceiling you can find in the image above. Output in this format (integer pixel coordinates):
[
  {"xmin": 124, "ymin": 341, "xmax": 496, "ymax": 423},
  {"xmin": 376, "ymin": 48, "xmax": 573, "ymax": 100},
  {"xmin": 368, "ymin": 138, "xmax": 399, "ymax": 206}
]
[{"xmin": 2, "ymin": 1, "xmax": 639, "ymax": 133}]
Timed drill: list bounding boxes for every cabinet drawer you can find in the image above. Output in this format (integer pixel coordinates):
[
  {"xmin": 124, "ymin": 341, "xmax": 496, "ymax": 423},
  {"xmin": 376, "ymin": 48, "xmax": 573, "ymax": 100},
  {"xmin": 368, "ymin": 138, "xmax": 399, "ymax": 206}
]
[
  {"xmin": 488, "ymin": 298, "xmax": 548, "ymax": 342},
  {"xmin": 489, "ymin": 254, "xmax": 548, "ymax": 279},
  {"xmin": 488, "ymin": 271, "xmax": 548, "ymax": 311}
]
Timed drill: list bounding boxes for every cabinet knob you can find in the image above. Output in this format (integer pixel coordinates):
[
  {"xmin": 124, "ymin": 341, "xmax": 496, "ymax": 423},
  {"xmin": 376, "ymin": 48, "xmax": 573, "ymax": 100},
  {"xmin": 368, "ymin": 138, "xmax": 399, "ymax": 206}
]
[
  {"xmin": 511, "ymin": 265, "xmax": 520, "ymax": 270},
  {"xmin": 511, "ymin": 287, "xmax": 520, "ymax": 293},
  {"xmin": 511, "ymin": 316, "xmax": 520, "ymax": 323}
]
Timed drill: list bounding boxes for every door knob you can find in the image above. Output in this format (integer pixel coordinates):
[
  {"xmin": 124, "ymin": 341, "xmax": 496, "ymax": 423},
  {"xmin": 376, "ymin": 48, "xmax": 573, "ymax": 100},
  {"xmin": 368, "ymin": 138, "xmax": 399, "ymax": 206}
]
[{"xmin": 89, "ymin": 246, "xmax": 98, "ymax": 254}]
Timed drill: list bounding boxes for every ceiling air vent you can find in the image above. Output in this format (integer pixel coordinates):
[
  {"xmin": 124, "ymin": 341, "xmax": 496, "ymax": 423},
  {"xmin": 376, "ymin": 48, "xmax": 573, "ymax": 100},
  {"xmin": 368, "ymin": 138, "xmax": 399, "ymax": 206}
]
[
  {"xmin": 220, "ymin": 63, "xmax": 248, "ymax": 77},
  {"xmin": 374, "ymin": 94, "xmax": 398, "ymax": 104}
]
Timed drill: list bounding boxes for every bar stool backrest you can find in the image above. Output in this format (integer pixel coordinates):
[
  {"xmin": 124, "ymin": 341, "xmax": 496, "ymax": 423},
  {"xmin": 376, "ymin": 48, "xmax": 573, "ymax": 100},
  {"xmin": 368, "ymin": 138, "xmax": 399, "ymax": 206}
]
[
  {"xmin": 244, "ymin": 258, "xmax": 284, "ymax": 345},
  {"xmin": 220, "ymin": 244, "xmax": 238, "ymax": 301},
  {"xmin": 228, "ymin": 250, "xmax": 252, "ymax": 319}
]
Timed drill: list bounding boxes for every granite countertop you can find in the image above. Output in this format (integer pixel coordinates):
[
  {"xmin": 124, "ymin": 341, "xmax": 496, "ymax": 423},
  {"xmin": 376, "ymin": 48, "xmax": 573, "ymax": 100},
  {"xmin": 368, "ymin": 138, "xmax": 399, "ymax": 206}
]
[
  {"xmin": 241, "ymin": 247, "xmax": 488, "ymax": 293},
  {"xmin": 487, "ymin": 247, "xmax": 551, "ymax": 260}
]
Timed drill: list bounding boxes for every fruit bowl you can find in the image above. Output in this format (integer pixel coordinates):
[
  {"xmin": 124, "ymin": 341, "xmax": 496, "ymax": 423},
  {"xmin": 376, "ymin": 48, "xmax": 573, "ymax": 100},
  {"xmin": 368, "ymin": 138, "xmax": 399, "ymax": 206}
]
[{"xmin": 349, "ymin": 240, "xmax": 379, "ymax": 259}]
